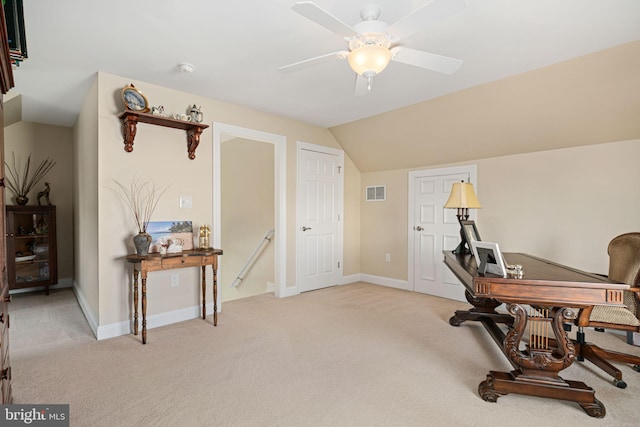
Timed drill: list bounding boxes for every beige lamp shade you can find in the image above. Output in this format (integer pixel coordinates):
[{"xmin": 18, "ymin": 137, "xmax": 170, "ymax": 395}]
[
  {"xmin": 444, "ymin": 182, "xmax": 482, "ymax": 209},
  {"xmin": 348, "ymin": 45, "xmax": 392, "ymax": 76}
]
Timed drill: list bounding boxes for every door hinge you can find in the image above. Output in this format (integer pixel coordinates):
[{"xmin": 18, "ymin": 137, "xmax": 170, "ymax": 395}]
[
  {"xmin": 337, "ymin": 166, "xmax": 342, "ymax": 174},
  {"xmin": 0, "ymin": 177, "xmax": 4, "ymax": 187},
  {"xmin": 338, "ymin": 261, "xmax": 340, "ymax": 268}
]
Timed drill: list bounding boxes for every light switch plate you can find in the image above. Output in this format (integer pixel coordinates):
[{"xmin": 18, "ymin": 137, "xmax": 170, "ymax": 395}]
[{"xmin": 179, "ymin": 195, "xmax": 192, "ymax": 209}]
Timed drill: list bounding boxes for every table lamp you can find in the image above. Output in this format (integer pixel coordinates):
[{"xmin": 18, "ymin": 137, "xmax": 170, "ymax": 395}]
[{"xmin": 444, "ymin": 180, "xmax": 482, "ymax": 254}]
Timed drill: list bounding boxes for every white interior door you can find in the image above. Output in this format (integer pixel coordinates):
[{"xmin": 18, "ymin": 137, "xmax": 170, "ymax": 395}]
[
  {"xmin": 408, "ymin": 166, "xmax": 477, "ymax": 301},
  {"xmin": 296, "ymin": 142, "xmax": 344, "ymax": 293}
]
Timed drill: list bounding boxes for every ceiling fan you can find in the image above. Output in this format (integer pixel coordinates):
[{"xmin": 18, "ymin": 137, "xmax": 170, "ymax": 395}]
[{"xmin": 279, "ymin": 0, "xmax": 466, "ymax": 96}]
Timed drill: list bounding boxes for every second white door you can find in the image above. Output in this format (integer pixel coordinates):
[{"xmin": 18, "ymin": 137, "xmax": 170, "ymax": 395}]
[
  {"xmin": 409, "ymin": 166, "xmax": 477, "ymax": 301},
  {"xmin": 296, "ymin": 142, "xmax": 344, "ymax": 293}
]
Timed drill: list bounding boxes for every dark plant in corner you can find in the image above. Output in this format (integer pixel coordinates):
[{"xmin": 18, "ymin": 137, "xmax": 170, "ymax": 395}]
[{"xmin": 4, "ymin": 153, "xmax": 56, "ymax": 205}]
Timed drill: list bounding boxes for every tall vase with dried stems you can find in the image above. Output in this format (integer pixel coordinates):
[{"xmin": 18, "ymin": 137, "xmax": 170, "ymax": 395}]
[
  {"xmin": 4, "ymin": 153, "xmax": 56, "ymax": 205},
  {"xmin": 114, "ymin": 179, "xmax": 169, "ymax": 256}
]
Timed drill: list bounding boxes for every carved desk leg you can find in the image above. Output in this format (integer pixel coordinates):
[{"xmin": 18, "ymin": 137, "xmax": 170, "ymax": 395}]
[
  {"xmin": 122, "ymin": 115, "xmax": 138, "ymax": 153},
  {"xmin": 187, "ymin": 128, "xmax": 203, "ymax": 160},
  {"xmin": 133, "ymin": 268, "xmax": 139, "ymax": 336},
  {"xmin": 201, "ymin": 265, "xmax": 206, "ymax": 320},
  {"xmin": 478, "ymin": 304, "xmax": 606, "ymax": 418},
  {"xmin": 449, "ymin": 289, "xmax": 513, "ymax": 327}
]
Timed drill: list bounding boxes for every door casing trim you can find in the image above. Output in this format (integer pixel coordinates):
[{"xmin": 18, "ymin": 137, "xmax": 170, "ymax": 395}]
[{"xmin": 213, "ymin": 123, "xmax": 287, "ymax": 298}]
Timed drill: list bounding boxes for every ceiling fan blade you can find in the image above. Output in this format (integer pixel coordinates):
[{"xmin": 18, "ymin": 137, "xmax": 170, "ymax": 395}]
[
  {"xmin": 387, "ymin": 0, "xmax": 466, "ymax": 41},
  {"xmin": 354, "ymin": 74, "xmax": 371, "ymax": 96},
  {"xmin": 391, "ymin": 47, "xmax": 462, "ymax": 74},
  {"xmin": 278, "ymin": 51, "xmax": 349, "ymax": 73},
  {"xmin": 292, "ymin": 1, "xmax": 357, "ymax": 39}
]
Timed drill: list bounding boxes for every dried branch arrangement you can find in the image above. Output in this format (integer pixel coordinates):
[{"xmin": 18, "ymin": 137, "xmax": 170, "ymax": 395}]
[
  {"xmin": 4, "ymin": 153, "xmax": 56, "ymax": 200},
  {"xmin": 113, "ymin": 179, "xmax": 169, "ymax": 233}
]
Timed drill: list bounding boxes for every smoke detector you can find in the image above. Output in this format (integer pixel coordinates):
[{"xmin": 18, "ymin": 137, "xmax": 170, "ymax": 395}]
[{"xmin": 178, "ymin": 62, "xmax": 195, "ymax": 73}]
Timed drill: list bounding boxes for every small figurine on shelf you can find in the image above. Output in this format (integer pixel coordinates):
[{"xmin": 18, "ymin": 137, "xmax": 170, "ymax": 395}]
[
  {"xmin": 36, "ymin": 218, "xmax": 48, "ymax": 235},
  {"xmin": 37, "ymin": 182, "xmax": 52, "ymax": 206},
  {"xmin": 189, "ymin": 105, "xmax": 203, "ymax": 123},
  {"xmin": 151, "ymin": 105, "xmax": 165, "ymax": 116}
]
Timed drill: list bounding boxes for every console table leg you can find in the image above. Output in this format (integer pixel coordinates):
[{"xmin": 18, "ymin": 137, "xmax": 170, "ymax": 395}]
[
  {"xmin": 213, "ymin": 264, "xmax": 218, "ymax": 326},
  {"xmin": 201, "ymin": 265, "xmax": 206, "ymax": 320},
  {"xmin": 133, "ymin": 269, "xmax": 139, "ymax": 336},
  {"xmin": 141, "ymin": 275, "xmax": 147, "ymax": 344}
]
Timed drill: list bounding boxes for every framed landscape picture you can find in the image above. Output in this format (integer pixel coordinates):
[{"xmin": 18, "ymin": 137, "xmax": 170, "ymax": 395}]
[{"xmin": 146, "ymin": 221, "xmax": 194, "ymax": 253}]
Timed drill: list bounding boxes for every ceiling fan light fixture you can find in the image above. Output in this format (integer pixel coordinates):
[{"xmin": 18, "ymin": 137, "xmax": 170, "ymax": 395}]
[{"xmin": 347, "ymin": 44, "xmax": 391, "ymax": 76}]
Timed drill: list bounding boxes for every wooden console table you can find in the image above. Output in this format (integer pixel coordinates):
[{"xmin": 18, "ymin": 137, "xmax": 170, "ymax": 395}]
[
  {"xmin": 125, "ymin": 249, "xmax": 223, "ymax": 344},
  {"xmin": 444, "ymin": 251, "xmax": 628, "ymax": 418}
]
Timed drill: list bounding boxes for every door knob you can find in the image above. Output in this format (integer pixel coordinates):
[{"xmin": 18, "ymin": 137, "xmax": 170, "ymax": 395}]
[
  {"xmin": 415, "ymin": 226, "xmax": 424, "ymax": 231},
  {"xmin": 302, "ymin": 226, "xmax": 312, "ymax": 231}
]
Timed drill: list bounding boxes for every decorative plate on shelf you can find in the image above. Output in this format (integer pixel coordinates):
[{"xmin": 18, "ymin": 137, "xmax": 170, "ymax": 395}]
[{"xmin": 121, "ymin": 84, "xmax": 149, "ymax": 112}]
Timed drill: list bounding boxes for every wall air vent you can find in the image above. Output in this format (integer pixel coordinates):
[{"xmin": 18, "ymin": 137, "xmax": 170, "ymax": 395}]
[{"xmin": 366, "ymin": 185, "xmax": 386, "ymax": 202}]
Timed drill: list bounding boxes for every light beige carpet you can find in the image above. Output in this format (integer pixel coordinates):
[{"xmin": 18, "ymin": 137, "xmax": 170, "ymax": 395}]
[{"xmin": 8, "ymin": 284, "xmax": 640, "ymax": 426}]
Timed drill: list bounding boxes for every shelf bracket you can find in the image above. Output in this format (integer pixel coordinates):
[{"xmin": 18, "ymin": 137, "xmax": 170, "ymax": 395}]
[
  {"xmin": 187, "ymin": 128, "xmax": 203, "ymax": 160},
  {"xmin": 122, "ymin": 114, "xmax": 139, "ymax": 153}
]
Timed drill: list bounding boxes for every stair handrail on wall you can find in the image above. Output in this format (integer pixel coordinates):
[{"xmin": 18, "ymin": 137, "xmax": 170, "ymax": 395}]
[{"xmin": 230, "ymin": 228, "xmax": 275, "ymax": 288}]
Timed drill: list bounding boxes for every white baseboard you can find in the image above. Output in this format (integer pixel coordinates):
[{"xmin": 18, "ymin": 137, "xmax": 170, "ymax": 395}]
[
  {"xmin": 96, "ymin": 302, "xmax": 218, "ymax": 341},
  {"xmin": 341, "ymin": 274, "xmax": 361, "ymax": 285},
  {"xmin": 72, "ymin": 281, "xmax": 99, "ymax": 339},
  {"xmin": 72, "ymin": 279, "xmax": 220, "ymax": 341},
  {"xmin": 359, "ymin": 274, "xmax": 410, "ymax": 291},
  {"xmin": 277, "ymin": 285, "xmax": 299, "ymax": 298}
]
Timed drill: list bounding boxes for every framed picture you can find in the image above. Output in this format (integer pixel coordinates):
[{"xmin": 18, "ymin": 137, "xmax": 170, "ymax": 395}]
[
  {"xmin": 460, "ymin": 220, "xmax": 481, "ymax": 246},
  {"xmin": 470, "ymin": 241, "xmax": 507, "ymax": 277},
  {"xmin": 145, "ymin": 221, "xmax": 194, "ymax": 253}
]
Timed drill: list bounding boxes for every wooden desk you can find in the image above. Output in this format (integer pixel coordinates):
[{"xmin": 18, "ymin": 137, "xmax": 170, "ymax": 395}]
[
  {"xmin": 125, "ymin": 249, "xmax": 223, "ymax": 344},
  {"xmin": 443, "ymin": 252, "xmax": 628, "ymax": 418}
]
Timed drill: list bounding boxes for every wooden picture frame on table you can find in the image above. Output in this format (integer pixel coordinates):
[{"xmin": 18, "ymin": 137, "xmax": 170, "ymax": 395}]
[{"xmin": 460, "ymin": 220, "xmax": 481, "ymax": 246}]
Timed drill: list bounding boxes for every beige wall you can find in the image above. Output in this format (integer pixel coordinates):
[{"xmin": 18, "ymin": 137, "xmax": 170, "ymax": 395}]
[
  {"xmin": 342, "ymin": 155, "xmax": 361, "ymax": 277},
  {"xmin": 4, "ymin": 121, "xmax": 74, "ymax": 282},
  {"xmin": 360, "ymin": 139, "xmax": 640, "ymax": 282},
  {"xmin": 83, "ymin": 72, "xmax": 360, "ymax": 328},
  {"xmin": 74, "ymin": 77, "xmax": 99, "ymax": 319},
  {"xmin": 221, "ymin": 137, "xmax": 274, "ymax": 301},
  {"xmin": 476, "ymin": 139, "xmax": 640, "ymax": 274},
  {"xmin": 360, "ymin": 170, "xmax": 408, "ymax": 279}
]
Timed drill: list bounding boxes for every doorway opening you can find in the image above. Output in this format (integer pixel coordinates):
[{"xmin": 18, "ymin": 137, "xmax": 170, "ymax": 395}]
[{"xmin": 213, "ymin": 123, "xmax": 286, "ymax": 299}]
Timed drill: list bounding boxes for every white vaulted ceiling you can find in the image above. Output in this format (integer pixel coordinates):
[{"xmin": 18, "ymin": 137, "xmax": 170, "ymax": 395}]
[{"xmin": 7, "ymin": 0, "xmax": 640, "ymax": 170}]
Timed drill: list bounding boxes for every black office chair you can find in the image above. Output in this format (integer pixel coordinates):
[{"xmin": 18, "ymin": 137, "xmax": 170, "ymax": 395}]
[{"xmin": 571, "ymin": 232, "xmax": 640, "ymax": 388}]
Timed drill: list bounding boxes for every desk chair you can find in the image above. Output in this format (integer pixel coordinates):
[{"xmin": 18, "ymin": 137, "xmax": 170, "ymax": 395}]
[{"xmin": 573, "ymin": 232, "xmax": 640, "ymax": 388}]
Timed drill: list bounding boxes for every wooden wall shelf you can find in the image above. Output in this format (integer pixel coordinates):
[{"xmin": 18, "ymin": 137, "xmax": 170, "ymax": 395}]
[{"xmin": 118, "ymin": 110, "xmax": 210, "ymax": 160}]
